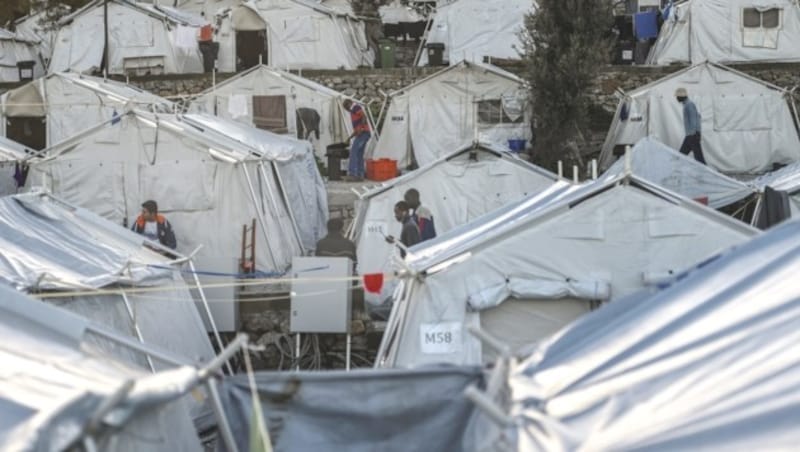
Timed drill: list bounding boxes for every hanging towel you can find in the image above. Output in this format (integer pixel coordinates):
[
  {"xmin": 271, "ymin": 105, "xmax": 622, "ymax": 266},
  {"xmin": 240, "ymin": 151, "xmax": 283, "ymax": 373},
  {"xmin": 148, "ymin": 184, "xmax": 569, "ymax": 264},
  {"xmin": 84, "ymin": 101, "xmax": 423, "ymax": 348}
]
[{"xmin": 228, "ymin": 94, "xmax": 249, "ymax": 118}]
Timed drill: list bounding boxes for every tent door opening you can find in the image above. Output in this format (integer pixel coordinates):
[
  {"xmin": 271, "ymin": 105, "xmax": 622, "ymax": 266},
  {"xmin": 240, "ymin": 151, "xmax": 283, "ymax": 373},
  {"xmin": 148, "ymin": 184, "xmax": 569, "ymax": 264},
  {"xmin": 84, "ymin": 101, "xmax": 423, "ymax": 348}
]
[
  {"xmin": 236, "ymin": 30, "xmax": 268, "ymax": 71},
  {"xmin": 6, "ymin": 117, "xmax": 46, "ymax": 150}
]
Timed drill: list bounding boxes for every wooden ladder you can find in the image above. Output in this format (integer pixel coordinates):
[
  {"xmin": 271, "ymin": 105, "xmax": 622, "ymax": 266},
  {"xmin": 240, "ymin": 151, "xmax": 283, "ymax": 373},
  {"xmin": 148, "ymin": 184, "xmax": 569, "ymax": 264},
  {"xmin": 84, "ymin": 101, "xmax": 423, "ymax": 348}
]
[{"xmin": 240, "ymin": 219, "xmax": 256, "ymax": 275}]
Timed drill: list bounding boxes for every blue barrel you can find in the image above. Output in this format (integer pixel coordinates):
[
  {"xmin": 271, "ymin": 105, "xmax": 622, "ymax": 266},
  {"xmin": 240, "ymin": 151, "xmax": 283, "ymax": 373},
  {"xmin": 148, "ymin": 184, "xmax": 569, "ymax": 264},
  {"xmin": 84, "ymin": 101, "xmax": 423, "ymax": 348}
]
[{"xmin": 507, "ymin": 139, "xmax": 527, "ymax": 152}]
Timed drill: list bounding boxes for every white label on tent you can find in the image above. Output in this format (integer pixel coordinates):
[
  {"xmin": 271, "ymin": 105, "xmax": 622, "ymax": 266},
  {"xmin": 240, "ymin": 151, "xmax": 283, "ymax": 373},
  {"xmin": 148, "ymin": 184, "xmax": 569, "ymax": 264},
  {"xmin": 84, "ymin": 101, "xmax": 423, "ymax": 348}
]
[
  {"xmin": 622, "ymin": 50, "xmax": 633, "ymax": 60},
  {"xmin": 365, "ymin": 220, "xmax": 388, "ymax": 237},
  {"xmin": 420, "ymin": 322, "xmax": 461, "ymax": 354}
]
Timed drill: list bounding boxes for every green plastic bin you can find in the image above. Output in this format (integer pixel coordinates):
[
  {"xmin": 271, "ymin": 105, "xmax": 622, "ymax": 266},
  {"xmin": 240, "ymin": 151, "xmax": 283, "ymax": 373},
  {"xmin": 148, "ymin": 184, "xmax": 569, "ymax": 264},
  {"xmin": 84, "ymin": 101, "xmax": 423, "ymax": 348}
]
[{"xmin": 379, "ymin": 39, "xmax": 396, "ymax": 69}]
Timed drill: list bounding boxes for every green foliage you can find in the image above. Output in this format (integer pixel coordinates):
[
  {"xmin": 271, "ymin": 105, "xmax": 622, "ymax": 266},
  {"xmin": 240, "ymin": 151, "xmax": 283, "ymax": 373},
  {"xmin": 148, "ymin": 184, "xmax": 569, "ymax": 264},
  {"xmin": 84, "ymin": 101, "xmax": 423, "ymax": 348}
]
[
  {"xmin": 1, "ymin": 0, "xmax": 90, "ymax": 29},
  {"xmin": 522, "ymin": 0, "xmax": 614, "ymax": 172}
]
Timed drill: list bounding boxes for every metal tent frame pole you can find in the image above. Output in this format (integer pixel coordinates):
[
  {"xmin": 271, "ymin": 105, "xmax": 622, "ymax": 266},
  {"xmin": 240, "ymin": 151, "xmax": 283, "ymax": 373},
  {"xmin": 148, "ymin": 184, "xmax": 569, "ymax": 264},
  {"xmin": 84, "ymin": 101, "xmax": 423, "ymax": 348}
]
[{"xmin": 189, "ymin": 259, "xmax": 233, "ymax": 375}]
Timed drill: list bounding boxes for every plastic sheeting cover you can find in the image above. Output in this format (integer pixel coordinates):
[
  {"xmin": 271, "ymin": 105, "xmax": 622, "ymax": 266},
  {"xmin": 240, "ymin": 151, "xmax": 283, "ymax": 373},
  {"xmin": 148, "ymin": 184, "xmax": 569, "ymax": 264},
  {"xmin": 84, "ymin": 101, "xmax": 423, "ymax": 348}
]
[
  {"xmin": 216, "ymin": 367, "xmax": 484, "ymax": 452},
  {"xmin": 509, "ymin": 218, "xmax": 800, "ymax": 451},
  {"xmin": 603, "ymin": 137, "xmax": 755, "ymax": 208}
]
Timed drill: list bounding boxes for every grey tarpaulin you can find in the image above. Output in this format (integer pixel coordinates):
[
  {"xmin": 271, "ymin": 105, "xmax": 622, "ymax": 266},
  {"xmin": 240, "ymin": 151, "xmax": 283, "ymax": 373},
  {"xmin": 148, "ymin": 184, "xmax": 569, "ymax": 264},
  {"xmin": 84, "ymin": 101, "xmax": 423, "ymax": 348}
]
[
  {"xmin": 0, "ymin": 284, "xmax": 202, "ymax": 452},
  {"xmin": 216, "ymin": 366, "xmax": 485, "ymax": 452},
  {"xmin": 507, "ymin": 218, "xmax": 800, "ymax": 451}
]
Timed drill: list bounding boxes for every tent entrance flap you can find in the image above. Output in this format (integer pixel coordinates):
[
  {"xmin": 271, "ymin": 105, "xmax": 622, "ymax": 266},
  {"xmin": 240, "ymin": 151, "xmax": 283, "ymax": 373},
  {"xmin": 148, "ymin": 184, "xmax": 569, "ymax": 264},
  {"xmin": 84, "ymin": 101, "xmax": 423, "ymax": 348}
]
[
  {"xmin": 6, "ymin": 116, "xmax": 46, "ymax": 151},
  {"xmin": 236, "ymin": 30, "xmax": 268, "ymax": 71}
]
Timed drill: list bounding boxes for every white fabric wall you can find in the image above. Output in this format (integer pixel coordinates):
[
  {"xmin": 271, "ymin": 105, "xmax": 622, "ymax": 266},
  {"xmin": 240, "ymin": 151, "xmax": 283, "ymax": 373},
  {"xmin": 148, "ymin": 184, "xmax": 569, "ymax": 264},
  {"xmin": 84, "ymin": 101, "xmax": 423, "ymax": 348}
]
[
  {"xmin": 213, "ymin": 0, "xmax": 372, "ymax": 71},
  {"xmin": 602, "ymin": 64, "xmax": 800, "ymax": 174},
  {"xmin": 0, "ymin": 38, "xmax": 45, "ymax": 83},
  {"xmin": 354, "ymin": 151, "xmax": 557, "ymax": 304},
  {"xmin": 387, "ymin": 185, "xmax": 755, "ymax": 368},
  {"xmin": 418, "ymin": 0, "xmax": 534, "ymax": 66},
  {"xmin": 35, "ymin": 115, "xmax": 303, "ymax": 277},
  {"xmin": 649, "ymin": 0, "xmax": 800, "ymax": 64},
  {"xmin": 188, "ymin": 67, "xmax": 350, "ymax": 162},
  {"xmin": 373, "ymin": 64, "xmax": 531, "ymax": 168},
  {"xmin": 49, "ymin": 2, "xmax": 203, "ymax": 75}
]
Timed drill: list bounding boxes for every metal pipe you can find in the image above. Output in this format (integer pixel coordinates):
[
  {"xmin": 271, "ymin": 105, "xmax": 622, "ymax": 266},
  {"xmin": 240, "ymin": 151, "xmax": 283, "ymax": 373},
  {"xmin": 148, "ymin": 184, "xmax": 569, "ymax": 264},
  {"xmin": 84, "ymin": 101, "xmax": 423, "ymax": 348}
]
[
  {"xmin": 258, "ymin": 163, "xmax": 298, "ymax": 257},
  {"xmin": 572, "ymin": 165, "xmax": 579, "ymax": 183},
  {"xmin": 295, "ymin": 333, "xmax": 301, "ymax": 371},
  {"xmin": 189, "ymin": 259, "xmax": 233, "ymax": 375},
  {"xmin": 346, "ymin": 333, "xmax": 351, "ymax": 371},
  {"xmin": 242, "ymin": 164, "xmax": 280, "ymax": 270},
  {"xmin": 86, "ymin": 325, "xmax": 192, "ymax": 367},
  {"xmin": 557, "ymin": 161, "xmax": 563, "ymax": 178},
  {"xmin": 270, "ymin": 162, "xmax": 306, "ymax": 253},
  {"xmin": 119, "ymin": 290, "xmax": 156, "ymax": 372},
  {"xmin": 591, "ymin": 159, "xmax": 598, "ymax": 180},
  {"xmin": 463, "ymin": 385, "xmax": 513, "ymax": 427},
  {"xmin": 467, "ymin": 325, "xmax": 511, "ymax": 358},
  {"xmin": 206, "ymin": 379, "xmax": 240, "ymax": 452},
  {"xmin": 199, "ymin": 333, "xmax": 248, "ymax": 380}
]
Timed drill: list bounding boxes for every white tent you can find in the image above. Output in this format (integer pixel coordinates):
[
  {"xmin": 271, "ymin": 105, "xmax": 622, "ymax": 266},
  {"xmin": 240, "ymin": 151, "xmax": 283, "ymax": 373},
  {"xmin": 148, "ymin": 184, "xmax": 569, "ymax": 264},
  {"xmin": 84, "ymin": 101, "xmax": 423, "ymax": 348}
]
[
  {"xmin": 599, "ymin": 62, "xmax": 800, "ymax": 175},
  {"xmin": 0, "ymin": 191, "xmax": 216, "ymax": 372},
  {"xmin": 647, "ymin": 0, "xmax": 800, "ymax": 65},
  {"xmin": 49, "ymin": 0, "xmax": 205, "ymax": 75},
  {"xmin": 373, "ymin": 61, "xmax": 532, "ymax": 169},
  {"xmin": 188, "ymin": 64, "xmax": 369, "ymax": 162},
  {"xmin": 11, "ymin": 6, "xmax": 69, "ymax": 66},
  {"xmin": 350, "ymin": 141, "xmax": 561, "ymax": 305},
  {"xmin": 0, "ymin": 283, "xmax": 208, "ymax": 452},
  {"xmin": 506, "ymin": 218, "xmax": 800, "ymax": 451},
  {"xmin": 603, "ymin": 137, "xmax": 756, "ymax": 209},
  {"xmin": 30, "ymin": 110, "xmax": 328, "ymax": 330},
  {"xmin": 181, "ymin": 0, "xmax": 373, "ymax": 71},
  {"xmin": 0, "ymin": 28, "xmax": 45, "ymax": 82},
  {"xmin": 417, "ymin": 0, "xmax": 534, "ymax": 66},
  {"xmin": 376, "ymin": 173, "xmax": 758, "ymax": 368},
  {"xmin": 0, "ymin": 136, "xmax": 33, "ymax": 197},
  {"xmin": 0, "ymin": 71, "xmax": 175, "ymax": 150}
]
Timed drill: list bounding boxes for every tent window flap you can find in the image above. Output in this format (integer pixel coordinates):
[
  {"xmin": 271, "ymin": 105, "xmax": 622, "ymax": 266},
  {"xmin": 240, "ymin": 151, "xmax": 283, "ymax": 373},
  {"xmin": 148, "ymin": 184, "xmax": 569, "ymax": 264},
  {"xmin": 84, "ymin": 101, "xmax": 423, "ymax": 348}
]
[{"xmin": 741, "ymin": 8, "xmax": 782, "ymax": 48}]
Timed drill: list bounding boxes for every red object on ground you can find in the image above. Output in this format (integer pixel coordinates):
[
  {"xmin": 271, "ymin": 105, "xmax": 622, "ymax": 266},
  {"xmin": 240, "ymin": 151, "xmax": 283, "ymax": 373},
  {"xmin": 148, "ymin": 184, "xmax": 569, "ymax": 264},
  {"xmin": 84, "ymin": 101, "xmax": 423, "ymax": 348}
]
[
  {"xmin": 366, "ymin": 158, "xmax": 397, "ymax": 181},
  {"xmin": 363, "ymin": 273, "xmax": 384, "ymax": 293},
  {"xmin": 694, "ymin": 196, "xmax": 709, "ymax": 206}
]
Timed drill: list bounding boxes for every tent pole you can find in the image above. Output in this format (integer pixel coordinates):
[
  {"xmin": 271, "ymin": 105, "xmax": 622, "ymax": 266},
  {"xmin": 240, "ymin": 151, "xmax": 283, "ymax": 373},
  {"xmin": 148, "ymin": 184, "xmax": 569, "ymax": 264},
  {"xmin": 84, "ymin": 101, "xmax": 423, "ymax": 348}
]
[
  {"xmin": 119, "ymin": 290, "xmax": 156, "ymax": 372},
  {"xmin": 189, "ymin": 259, "xmax": 233, "ymax": 375},
  {"xmin": 269, "ymin": 161, "xmax": 306, "ymax": 253},
  {"xmin": 346, "ymin": 333, "xmax": 351, "ymax": 371},
  {"xmin": 206, "ymin": 378, "xmax": 240, "ymax": 452},
  {"xmin": 295, "ymin": 333, "xmax": 301, "ymax": 371},
  {"xmin": 241, "ymin": 163, "xmax": 281, "ymax": 270},
  {"xmin": 256, "ymin": 162, "xmax": 297, "ymax": 259}
]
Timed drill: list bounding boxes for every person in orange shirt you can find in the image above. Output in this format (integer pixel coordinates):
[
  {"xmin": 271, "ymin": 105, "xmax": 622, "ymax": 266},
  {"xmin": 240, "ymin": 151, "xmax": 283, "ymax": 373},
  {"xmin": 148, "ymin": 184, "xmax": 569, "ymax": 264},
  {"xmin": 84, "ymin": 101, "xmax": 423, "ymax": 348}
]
[{"xmin": 343, "ymin": 99, "xmax": 371, "ymax": 181}]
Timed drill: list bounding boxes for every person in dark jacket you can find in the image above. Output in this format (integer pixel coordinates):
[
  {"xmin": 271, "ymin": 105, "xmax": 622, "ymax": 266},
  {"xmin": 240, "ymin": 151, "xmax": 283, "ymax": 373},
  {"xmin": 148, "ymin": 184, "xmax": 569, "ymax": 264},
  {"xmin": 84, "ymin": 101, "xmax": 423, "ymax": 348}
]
[
  {"xmin": 315, "ymin": 218, "xmax": 357, "ymax": 263},
  {"xmin": 386, "ymin": 201, "xmax": 420, "ymax": 258},
  {"xmin": 131, "ymin": 200, "xmax": 177, "ymax": 249},
  {"xmin": 404, "ymin": 188, "xmax": 436, "ymax": 242}
]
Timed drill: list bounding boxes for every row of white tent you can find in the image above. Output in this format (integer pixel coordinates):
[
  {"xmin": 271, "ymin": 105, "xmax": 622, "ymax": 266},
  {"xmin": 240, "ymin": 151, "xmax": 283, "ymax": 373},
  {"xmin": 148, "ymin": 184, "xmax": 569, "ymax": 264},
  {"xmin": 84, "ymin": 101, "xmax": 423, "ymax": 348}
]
[
  {"xmin": 220, "ymin": 216, "xmax": 800, "ymax": 451},
  {"xmin": 5, "ymin": 0, "xmax": 800, "ymax": 84}
]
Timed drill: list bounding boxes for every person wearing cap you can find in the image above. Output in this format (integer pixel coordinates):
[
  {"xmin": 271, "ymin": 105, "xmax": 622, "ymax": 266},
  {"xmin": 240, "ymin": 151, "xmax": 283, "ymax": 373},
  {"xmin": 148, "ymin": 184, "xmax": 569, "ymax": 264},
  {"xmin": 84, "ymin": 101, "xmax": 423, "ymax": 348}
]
[
  {"xmin": 675, "ymin": 87, "xmax": 706, "ymax": 164},
  {"xmin": 131, "ymin": 200, "xmax": 177, "ymax": 249}
]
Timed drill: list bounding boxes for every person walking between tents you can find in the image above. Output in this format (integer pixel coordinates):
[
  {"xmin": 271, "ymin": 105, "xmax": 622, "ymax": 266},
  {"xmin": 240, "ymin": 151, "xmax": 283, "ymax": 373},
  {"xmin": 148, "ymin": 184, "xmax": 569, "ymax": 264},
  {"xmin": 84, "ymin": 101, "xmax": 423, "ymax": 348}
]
[
  {"xmin": 343, "ymin": 99, "xmax": 371, "ymax": 181},
  {"xmin": 404, "ymin": 188, "xmax": 436, "ymax": 242},
  {"xmin": 386, "ymin": 201, "xmax": 420, "ymax": 258},
  {"xmin": 675, "ymin": 87, "xmax": 706, "ymax": 165},
  {"xmin": 132, "ymin": 200, "xmax": 177, "ymax": 249}
]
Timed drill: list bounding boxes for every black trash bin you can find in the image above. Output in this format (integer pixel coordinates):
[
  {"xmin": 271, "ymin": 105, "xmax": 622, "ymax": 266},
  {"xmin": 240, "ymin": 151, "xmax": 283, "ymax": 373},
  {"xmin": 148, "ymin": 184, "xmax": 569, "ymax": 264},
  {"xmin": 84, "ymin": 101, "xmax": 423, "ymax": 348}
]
[
  {"xmin": 199, "ymin": 41, "xmax": 220, "ymax": 73},
  {"xmin": 425, "ymin": 42, "xmax": 445, "ymax": 66},
  {"xmin": 17, "ymin": 61, "xmax": 36, "ymax": 82},
  {"xmin": 325, "ymin": 143, "xmax": 349, "ymax": 181}
]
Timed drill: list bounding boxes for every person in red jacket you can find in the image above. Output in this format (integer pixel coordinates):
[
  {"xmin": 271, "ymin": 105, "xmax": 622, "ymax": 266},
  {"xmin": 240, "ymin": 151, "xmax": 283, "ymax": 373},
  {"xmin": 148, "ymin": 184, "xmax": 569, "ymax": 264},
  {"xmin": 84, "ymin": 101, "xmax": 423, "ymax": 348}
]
[
  {"xmin": 343, "ymin": 98, "xmax": 371, "ymax": 181},
  {"xmin": 131, "ymin": 200, "xmax": 177, "ymax": 249}
]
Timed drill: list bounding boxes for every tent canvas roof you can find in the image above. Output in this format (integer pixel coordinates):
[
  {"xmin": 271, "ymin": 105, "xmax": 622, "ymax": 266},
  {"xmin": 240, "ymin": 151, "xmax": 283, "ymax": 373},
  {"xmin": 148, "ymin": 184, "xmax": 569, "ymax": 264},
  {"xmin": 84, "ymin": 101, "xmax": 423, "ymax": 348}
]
[
  {"xmin": 0, "ymin": 136, "xmax": 31, "ymax": 161},
  {"xmin": 603, "ymin": 137, "xmax": 755, "ymax": 208},
  {"xmin": 754, "ymin": 160, "xmax": 800, "ymax": 194},
  {"xmin": 510, "ymin": 217, "xmax": 800, "ymax": 450},
  {"xmin": 0, "ymin": 283, "xmax": 204, "ymax": 452},
  {"xmin": 194, "ymin": 64, "xmax": 344, "ymax": 99}
]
